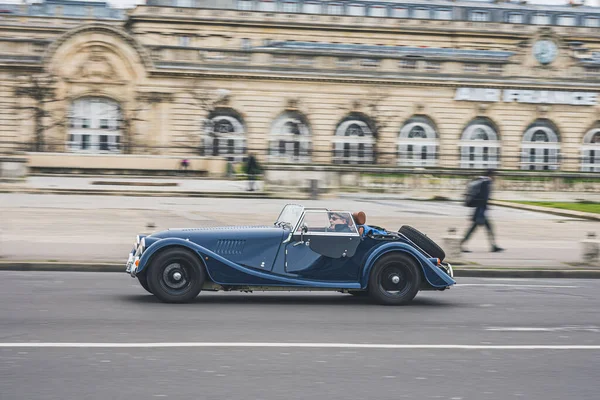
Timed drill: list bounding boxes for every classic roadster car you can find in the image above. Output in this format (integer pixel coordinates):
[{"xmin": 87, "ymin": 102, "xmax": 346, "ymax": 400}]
[{"xmin": 125, "ymin": 204, "xmax": 455, "ymax": 305}]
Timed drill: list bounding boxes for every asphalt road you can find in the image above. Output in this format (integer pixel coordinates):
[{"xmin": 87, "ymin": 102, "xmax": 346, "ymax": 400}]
[{"xmin": 1, "ymin": 271, "xmax": 599, "ymax": 400}]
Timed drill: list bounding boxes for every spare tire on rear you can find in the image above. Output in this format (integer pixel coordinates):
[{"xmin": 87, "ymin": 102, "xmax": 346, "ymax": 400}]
[{"xmin": 398, "ymin": 225, "xmax": 446, "ymax": 261}]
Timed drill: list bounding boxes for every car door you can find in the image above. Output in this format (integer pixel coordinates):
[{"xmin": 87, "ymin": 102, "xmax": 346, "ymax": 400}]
[{"xmin": 284, "ymin": 210, "xmax": 361, "ymax": 281}]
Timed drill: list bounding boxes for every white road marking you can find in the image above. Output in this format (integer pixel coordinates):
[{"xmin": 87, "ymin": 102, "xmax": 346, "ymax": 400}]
[
  {"xmin": 486, "ymin": 326, "xmax": 600, "ymax": 332},
  {"xmin": 0, "ymin": 342, "xmax": 600, "ymax": 350},
  {"xmin": 456, "ymin": 284, "xmax": 580, "ymax": 288}
]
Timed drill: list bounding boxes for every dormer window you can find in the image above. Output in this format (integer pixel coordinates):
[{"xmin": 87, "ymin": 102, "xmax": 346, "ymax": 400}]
[
  {"xmin": 237, "ymin": 0, "xmax": 253, "ymax": 11},
  {"xmin": 558, "ymin": 15, "xmax": 576, "ymax": 26},
  {"xmin": 348, "ymin": 4, "xmax": 365, "ymax": 16},
  {"xmin": 328, "ymin": 3, "xmax": 343, "ymax": 15},
  {"xmin": 532, "ymin": 14, "xmax": 550, "ymax": 25},
  {"xmin": 413, "ymin": 8, "xmax": 429, "ymax": 19},
  {"xmin": 470, "ymin": 11, "xmax": 489, "ymax": 22},
  {"xmin": 370, "ymin": 5, "xmax": 387, "ymax": 17},
  {"xmin": 282, "ymin": 1, "xmax": 298, "ymax": 13},
  {"xmin": 585, "ymin": 17, "xmax": 600, "ymax": 27},
  {"xmin": 303, "ymin": 1, "xmax": 320, "ymax": 14},
  {"xmin": 507, "ymin": 13, "xmax": 523, "ymax": 24},
  {"xmin": 435, "ymin": 9, "xmax": 452, "ymax": 20},
  {"xmin": 393, "ymin": 7, "xmax": 408, "ymax": 18}
]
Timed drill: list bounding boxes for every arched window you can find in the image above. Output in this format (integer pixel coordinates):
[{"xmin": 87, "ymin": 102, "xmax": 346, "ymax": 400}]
[
  {"xmin": 521, "ymin": 119, "xmax": 560, "ymax": 171},
  {"xmin": 68, "ymin": 97, "xmax": 121, "ymax": 153},
  {"xmin": 202, "ymin": 108, "xmax": 246, "ymax": 162},
  {"xmin": 459, "ymin": 118, "xmax": 500, "ymax": 169},
  {"xmin": 268, "ymin": 111, "xmax": 311, "ymax": 163},
  {"xmin": 397, "ymin": 116, "xmax": 438, "ymax": 167},
  {"xmin": 582, "ymin": 127, "xmax": 600, "ymax": 172},
  {"xmin": 333, "ymin": 113, "xmax": 376, "ymax": 165}
]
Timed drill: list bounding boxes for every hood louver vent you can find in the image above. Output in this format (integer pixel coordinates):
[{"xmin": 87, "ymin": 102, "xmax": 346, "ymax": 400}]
[
  {"xmin": 178, "ymin": 226, "xmax": 272, "ymax": 231},
  {"xmin": 215, "ymin": 239, "xmax": 246, "ymax": 255}
]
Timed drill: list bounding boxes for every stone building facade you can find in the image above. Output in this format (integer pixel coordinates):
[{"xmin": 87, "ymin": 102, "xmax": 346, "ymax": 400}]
[{"xmin": 1, "ymin": 0, "xmax": 600, "ymax": 172}]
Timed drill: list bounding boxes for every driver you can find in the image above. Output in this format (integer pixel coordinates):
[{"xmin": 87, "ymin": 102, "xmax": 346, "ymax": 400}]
[{"xmin": 328, "ymin": 212, "xmax": 352, "ymax": 232}]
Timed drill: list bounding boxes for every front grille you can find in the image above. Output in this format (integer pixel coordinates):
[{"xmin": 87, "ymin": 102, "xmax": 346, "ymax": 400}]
[{"xmin": 215, "ymin": 239, "xmax": 246, "ymax": 255}]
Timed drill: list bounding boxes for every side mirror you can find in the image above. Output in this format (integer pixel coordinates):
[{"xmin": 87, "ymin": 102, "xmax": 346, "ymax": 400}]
[
  {"xmin": 294, "ymin": 223, "xmax": 309, "ymax": 247},
  {"xmin": 301, "ymin": 223, "xmax": 308, "ymax": 234}
]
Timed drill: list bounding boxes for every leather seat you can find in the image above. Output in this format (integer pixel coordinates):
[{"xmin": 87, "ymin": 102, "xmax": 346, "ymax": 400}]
[{"xmin": 352, "ymin": 211, "xmax": 366, "ymax": 225}]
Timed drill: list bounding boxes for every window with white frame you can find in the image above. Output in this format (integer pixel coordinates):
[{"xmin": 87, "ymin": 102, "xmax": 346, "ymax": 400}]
[
  {"xmin": 258, "ymin": 0, "xmax": 276, "ymax": 12},
  {"xmin": 464, "ymin": 63, "xmax": 480, "ymax": 73},
  {"xmin": 202, "ymin": 109, "xmax": 246, "ymax": 163},
  {"xmin": 268, "ymin": 111, "xmax": 312, "ymax": 163},
  {"xmin": 282, "ymin": 0, "xmax": 298, "ymax": 13},
  {"xmin": 581, "ymin": 128, "xmax": 600, "ymax": 172},
  {"xmin": 370, "ymin": 5, "xmax": 387, "ymax": 17},
  {"xmin": 179, "ymin": 35, "xmax": 190, "ymax": 47},
  {"xmin": 488, "ymin": 64, "xmax": 503, "ymax": 74},
  {"xmin": 459, "ymin": 118, "xmax": 500, "ymax": 169},
  {"xmin": 520, "ymin": 121, "xmax": 561, "ymax": 171},
  {"xmin": 303, "ymin": 1, "xmax": 321, "ymax": 14},
  {"xmin": 237, "ymin": 0, "xmax": 253, "ymax": 11},
  {"xmin": 176, "ymin": 0, "xmax": 193, "ymax": 6},
  {"xmin": 68, "ymin": 97, "xmax": 122, "ymax": 153},
  {"xmin": 585, "ymin": 17, "xmax": 600, "ymax": 27},
  {"xmin": 532, "ymin": 14, "xmax": 550, "ymax": 25},
  {"xmin": 337, "ymin": 57, "xmax": 354, "ymax": 68},
  {"xmin": 347, "ymin": 4, "xmax": 365, "ymax": 16},
  {"xmin": 333, "ymin": 114, "xmax": 376, "ymax": 165},
  {"xmin": 508, "ymin": 13, "xmax": 523, "ymax": 24},
  {"xmin": 435, "ymin": 9, "xmax": 452, "ymax": 20},
  {"xmin": 470, "ymin": 11, "xmax": 489, "ymax": 22},
  {"xmin": 360, "ymin": 58, "xmax": 379, "ymax": 68},
  {"xmin": 425, "ymin": 61, "xmax": 441, "ymax": 72},
  {"xmin": 241, "ymin": 38, "xmax": 251, "ymax": 50},
  {"xmin": 558, "ymin": 15, "xmax": 576, "ymax": 26},
  {"xmin": 413, "ymin": 8, "xmax": 429, "ymax": 19},
  {"xmin": 393, "ymin": 7, "xmax": 408, "ymax": 18},
  {"xmin": 400, "ymin": 59, "xmax": 417, "ymax": 70},
  {"xmin": 397, "ymin": 116, "xmax": 438, "ymax": 167},
  {"xmin": 328, "ymin": 3, "xmax": 343, "ymax": 15}
]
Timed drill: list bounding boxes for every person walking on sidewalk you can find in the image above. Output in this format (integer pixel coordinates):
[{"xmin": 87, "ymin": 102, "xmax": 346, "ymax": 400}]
[
  {"xmin": 245, "ymin": 153, "xmax": 261, "ymax": 191},
  {"xmin": 461, "ymin": 169, "xmax": 504, "ymax": 253}
]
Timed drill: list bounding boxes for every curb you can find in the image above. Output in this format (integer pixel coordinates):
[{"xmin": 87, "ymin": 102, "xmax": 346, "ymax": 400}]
[{"xmin": 1, "ymin": 262, "xmax": 600, "ymax": 279}]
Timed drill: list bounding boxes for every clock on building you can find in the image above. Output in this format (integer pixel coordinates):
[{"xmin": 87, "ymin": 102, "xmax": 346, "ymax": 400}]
[{"xmin": 533, "ymin": 39, "xmax": 558, "ymax": 65}]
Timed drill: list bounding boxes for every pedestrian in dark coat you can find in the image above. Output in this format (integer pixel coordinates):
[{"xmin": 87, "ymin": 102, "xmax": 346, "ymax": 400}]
[
  {"xmin": 461, "ymin": 169, "xmax": 504, "ymax": 253},
  {"xmin": 245, "ymin": 153, "xmax": 261, "ymax": 191}
]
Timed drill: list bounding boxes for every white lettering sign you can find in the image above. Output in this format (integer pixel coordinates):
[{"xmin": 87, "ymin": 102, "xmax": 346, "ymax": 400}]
[{"xmin": 456, "ymin": 88, "xmax": 598, "ymax": 106}]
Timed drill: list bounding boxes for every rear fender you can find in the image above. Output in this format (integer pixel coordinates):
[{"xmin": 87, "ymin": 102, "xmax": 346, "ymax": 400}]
[{"xmin": 360, "ymin": 242, "xmax": 455, "ymax": 289}]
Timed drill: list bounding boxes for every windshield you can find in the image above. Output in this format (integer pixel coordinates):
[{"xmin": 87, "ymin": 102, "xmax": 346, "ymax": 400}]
[{"xmin": 275, "ymin": 204, "xmax": 304, "ymax": 229}]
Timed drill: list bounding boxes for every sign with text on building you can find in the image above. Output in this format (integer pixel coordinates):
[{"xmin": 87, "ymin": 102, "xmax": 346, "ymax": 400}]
[{"xmin": 454, "ymin": 87, "xmax": 598, "ymax": 106}]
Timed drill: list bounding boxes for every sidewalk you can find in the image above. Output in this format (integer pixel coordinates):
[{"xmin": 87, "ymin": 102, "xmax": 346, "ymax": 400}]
[{"xmin": 1, "ymin": 175, "xmax": 599, "ymax": 278}]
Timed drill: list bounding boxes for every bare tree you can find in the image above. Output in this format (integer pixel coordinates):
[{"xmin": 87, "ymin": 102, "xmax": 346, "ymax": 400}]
[{"xmin": 14, "ymin": 73, "xmax": 65, "ymax": 152}]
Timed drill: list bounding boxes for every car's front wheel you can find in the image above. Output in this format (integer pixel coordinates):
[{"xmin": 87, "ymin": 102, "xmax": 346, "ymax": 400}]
[
  {"xmin": 147, "ymin": 247, "xmax": 205, "ymax": 303},
  {"xmin": 368, "ymin": 253, "xmax": 421, "ymax": 305},
  {"xmin": 137, "ymin": 273, "xmax": 152, "ymax": 294}
]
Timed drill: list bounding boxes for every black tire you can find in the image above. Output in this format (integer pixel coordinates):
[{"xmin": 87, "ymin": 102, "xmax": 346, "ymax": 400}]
[
  {"xmin": 137, "ymin": 273, "xmax": 152, "ymax": 294},
  {"xmin": 398, "ymin": 225, "xmax": 446, "ymax": 261},
  {"xmin": 368, "ymin": 253, "xmax": 421, "ymax": 305},
  {"xmin": 146, "ymin": 247, "xmax": 205, "ymax": 303}
]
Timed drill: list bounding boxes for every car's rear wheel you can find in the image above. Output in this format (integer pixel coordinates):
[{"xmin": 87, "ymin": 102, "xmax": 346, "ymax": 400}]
[
  {"xmin": 147, "ymin": 247, "xmax": 205, "ymax": 303},
  {"xmin": 398, "ymin": 225, "xmax": 446, "ymax": 261},
  {"xmin": 368, "ymin": 253, "xmax": 421, "ymax": 305},
  {"xmin": 137, "ymin": 273, "xmax": 152, "ymax": 294}
]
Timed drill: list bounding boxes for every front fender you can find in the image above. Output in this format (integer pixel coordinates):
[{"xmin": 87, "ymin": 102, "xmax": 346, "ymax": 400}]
[
  {"xmin": 137, "ymin": 238, "xmax": 202, "ymax": 274},
  {"xmin": 360, "ymin": 242, "xmax": 456, "ymax": 289}
]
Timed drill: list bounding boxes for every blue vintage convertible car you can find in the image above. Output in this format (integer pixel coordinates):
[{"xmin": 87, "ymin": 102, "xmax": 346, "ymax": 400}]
[{"xmin": 125, "ymin": 204, "xmax": 455, "ymax": 305}]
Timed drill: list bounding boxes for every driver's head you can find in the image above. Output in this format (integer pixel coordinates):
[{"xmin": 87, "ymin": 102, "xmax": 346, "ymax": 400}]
[{"xmin": 328, "ymin": 212, "xmax": 349, "ymax": 228}]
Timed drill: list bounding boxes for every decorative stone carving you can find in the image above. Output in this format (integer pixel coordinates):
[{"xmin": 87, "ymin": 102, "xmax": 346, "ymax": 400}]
[{"xmin": 75, "ymin": 48, "xmax": 119, "ymax": 81}]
